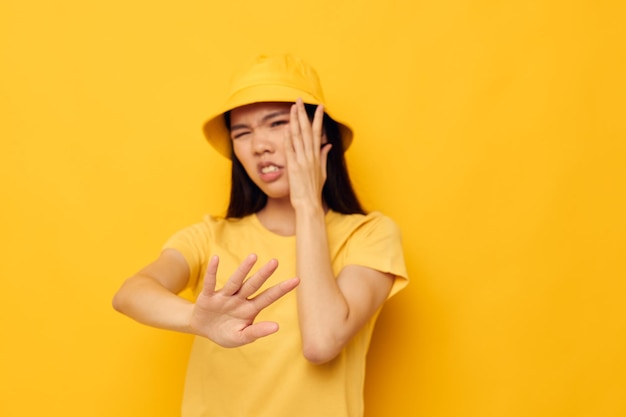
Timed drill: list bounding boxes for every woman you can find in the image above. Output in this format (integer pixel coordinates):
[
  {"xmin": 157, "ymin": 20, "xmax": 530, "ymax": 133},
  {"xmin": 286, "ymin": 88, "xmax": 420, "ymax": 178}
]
[{"xmin": 113, "ymin": 54, "xmax": 408, "ymax": 417}]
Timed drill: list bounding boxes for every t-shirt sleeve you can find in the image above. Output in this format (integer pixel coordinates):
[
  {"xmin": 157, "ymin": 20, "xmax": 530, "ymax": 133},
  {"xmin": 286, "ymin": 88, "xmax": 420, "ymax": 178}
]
[
  {"xmin": 343, "ymin": 213, "xmax": 409, "ymax": 298},
  {"xmin": 161, "ymin": 217, "xmax": 212, "ymax": 292}
]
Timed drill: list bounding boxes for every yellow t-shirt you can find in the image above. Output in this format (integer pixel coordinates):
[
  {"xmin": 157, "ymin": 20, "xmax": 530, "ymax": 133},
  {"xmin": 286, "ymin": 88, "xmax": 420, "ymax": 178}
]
[{"xmin": 164, "ymin": 210, "xmax": 408, "ymax": 417}]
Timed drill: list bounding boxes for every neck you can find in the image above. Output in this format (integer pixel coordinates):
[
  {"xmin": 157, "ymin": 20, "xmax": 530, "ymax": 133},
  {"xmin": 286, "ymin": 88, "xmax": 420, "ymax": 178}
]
[
  {"xmin": 256, "ymin": 198, "xmax": 297, "ymax": 236},
  {"xmin": 256, "ymin": 197, "xmax": 329, "ymax": 236}
]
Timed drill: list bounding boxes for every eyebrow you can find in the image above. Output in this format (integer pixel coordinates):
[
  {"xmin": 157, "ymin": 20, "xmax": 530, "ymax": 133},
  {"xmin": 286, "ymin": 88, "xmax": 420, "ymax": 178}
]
[{"xmin": 230, "ymin": 110, "xmax": 291, "ymax": 131}]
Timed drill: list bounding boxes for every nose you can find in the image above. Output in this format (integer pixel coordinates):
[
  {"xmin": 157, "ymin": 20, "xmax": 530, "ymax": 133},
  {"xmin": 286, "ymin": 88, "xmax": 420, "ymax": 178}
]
[{"xmin": 251, "ymin": 130, "xmax": 275, "ymax": 155}]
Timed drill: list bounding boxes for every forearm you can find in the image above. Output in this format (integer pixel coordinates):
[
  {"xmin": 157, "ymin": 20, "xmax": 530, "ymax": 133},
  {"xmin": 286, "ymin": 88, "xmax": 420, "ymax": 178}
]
[
  {"xmin": 112, "ymin": 275, "xmax": 194, "ymax": 334},
  {"xmin": 294, "ymin": 205, "xmax": 350, "ymax": 363},
  {"xmin": 288, "ymin": 99, "xmax": 391, "ymax": 363}
]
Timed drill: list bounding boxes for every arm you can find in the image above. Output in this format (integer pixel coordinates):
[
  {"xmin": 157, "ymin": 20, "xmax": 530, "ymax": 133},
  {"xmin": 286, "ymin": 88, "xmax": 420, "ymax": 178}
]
[
  {"xmin": 112, "ymin": 249, "xmax": 299, "ymax": 347},
  {"xmin": 112, "ymin": 248, "xmax": 195, "ymax": 333},
  {"xmin": 295, "ymin": 206, "xmax": 394, "ymax": 364},
  {"xmin": 286, "ymin": 99, "xmax": 394, "ymax": 364}
]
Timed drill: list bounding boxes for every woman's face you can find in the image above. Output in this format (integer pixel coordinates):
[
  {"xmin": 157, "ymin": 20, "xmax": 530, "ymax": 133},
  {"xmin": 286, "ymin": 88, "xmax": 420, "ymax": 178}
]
[{"xmin": 229, "ymin": 102, "xmax": 293, "ymax": 200}]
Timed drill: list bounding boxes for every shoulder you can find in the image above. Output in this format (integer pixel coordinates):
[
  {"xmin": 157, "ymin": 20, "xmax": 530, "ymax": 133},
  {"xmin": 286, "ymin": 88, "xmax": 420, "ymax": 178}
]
[
  {"xmin": 327, "ymin": 210, "xmax": 402, "ymax": 239},
  {"xmin": 178, "ymin": 214, "xmax": 254, "ymax": 233},
  {"xmin": 326, "ymin": 210, "xmax": 405, "ymax": 257},
  {"xmin": 164, "ymin": 214, "xmax": 257, "ymax": 246},
  {"xmin": 328, "ymin": 211, "xmax": 409, "ymax": 297}
]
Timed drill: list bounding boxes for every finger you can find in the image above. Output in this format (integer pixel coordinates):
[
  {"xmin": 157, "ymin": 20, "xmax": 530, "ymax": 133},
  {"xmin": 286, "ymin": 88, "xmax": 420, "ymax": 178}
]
[
  {"xmin": 289, "ymin": 103, "xmax": 305, "ymax": 156},
  {"xmin": 221, "ymin": 254, "xmax": 257, "ymax": 296},
  {"xmin": 320, "ymin": 143, "xmax": 332, "ymax": 180},
  {"xmin": 295, "ymin": 98, "xmax": 314, "ymax": 154},
  {"xmin": 239, "ymin": 321, "xmax": 280, "ymax": 344},
  {"xmin": 250, "ymin": 276, "xmax": 300, "ymax": 311},
  {"xmin": 237, "ymin": 258, "xmax": 279, "ymax": 299},
  {"xmin": 284, "ymin": 109, "xmax": 297, "ymax": 163},
  {"xmin": 200, "ymin": 255, "xmax": 219, "ymax": 296},
  {"xmin": 311, "ymin": 104, "xmax": 324, "ymax": 152},
  {"xmin": 284, "ymin": 121, "xmax": 295, "ymax": 155}
]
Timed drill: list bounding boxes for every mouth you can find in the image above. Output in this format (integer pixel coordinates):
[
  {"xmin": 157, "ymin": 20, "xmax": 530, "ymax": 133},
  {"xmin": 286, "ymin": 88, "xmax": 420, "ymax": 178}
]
[
  {"xmin": 260, "ymin": 165, "xmax": 280, "ymax": 174},
  {"xmin": 257, "ymin": 162, "xmax": 284, "ymax": 181}
]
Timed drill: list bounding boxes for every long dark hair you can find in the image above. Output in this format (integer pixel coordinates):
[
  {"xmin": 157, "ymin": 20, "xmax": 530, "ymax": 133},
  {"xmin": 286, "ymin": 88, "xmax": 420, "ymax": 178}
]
[{"xmin": 225, "ymin": 104, "xmax": 365, "ymax": 218}]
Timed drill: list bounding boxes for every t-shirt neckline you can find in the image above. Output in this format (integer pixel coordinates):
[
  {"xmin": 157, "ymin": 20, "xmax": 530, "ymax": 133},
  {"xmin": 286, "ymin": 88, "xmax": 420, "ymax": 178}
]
[{"xmin": 250, "ymin": 210, "xmax": 337, "ymax": 238}]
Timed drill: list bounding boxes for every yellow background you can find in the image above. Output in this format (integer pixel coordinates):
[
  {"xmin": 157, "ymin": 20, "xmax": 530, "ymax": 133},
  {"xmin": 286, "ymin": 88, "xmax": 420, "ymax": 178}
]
[{"xmin": 1, "ymin": 1, "xmax": 625, "ymax": 416}]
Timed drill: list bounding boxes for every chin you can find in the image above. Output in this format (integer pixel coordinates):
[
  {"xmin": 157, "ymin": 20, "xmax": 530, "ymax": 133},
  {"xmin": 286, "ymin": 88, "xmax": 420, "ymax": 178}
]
[
  {"xmin": 261, "ymin": 188, "xmax": 290, "ymax": 201},
  {"xmin": 264, "ymin": 192, "xmax": 290, "ymax": 201}
]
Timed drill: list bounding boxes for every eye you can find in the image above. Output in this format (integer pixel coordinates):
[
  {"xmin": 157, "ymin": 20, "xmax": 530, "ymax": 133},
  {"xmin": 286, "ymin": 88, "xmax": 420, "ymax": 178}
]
[
  {"xmin": 231, "ymin": 130, "xmax": 250, "ymax": 140},
  {"xmin": 270, "ymin": 119, "xmax": 289, "ymax": 128}
]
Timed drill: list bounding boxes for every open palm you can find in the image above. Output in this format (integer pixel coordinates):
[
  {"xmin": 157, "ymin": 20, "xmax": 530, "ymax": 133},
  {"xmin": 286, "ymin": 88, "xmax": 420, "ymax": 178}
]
[{"xmin": 189, "ymin": 254, "xmax": 299, "ymax": 347}]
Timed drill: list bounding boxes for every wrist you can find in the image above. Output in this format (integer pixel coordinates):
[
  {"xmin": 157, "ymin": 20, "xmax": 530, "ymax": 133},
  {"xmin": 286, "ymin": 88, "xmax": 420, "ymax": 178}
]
[{"xmin": 293, "ymin": 201, "xmax": 326, "ymax": 218}]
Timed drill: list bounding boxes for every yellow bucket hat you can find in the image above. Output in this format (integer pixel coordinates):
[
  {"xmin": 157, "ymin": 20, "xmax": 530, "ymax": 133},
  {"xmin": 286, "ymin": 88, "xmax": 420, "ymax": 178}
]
[{"xmin": 202, "ymin": 54, "xmax": 353, "ymax": 158}]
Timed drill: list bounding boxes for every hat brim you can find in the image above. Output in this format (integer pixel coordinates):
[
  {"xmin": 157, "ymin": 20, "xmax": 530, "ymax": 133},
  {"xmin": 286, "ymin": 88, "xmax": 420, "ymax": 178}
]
[{"xmin": 203, "ymin": 84, "xmax": 353, "ymax": 158}]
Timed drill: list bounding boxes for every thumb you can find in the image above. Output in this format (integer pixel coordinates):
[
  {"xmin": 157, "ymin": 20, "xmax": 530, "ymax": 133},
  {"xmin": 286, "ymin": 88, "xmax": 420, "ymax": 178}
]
[{"xmin": 240, "ymin": 321, "xmax": 280, "ymax": 344}]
